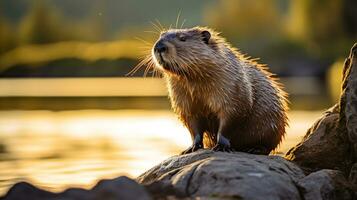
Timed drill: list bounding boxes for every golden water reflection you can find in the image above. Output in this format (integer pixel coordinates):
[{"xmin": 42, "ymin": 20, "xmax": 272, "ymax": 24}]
[{"xmin": 0, "ymin": 110, "xmax": 322, "ymax": 195}]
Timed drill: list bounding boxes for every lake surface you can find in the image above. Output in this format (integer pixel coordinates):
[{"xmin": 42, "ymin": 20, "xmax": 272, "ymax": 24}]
[{"xmin": 0, "ymin": 109, "xmax": 322, "ymax": 195}]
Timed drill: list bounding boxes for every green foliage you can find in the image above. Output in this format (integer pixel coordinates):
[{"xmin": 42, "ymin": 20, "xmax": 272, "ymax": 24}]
[
  {"xmin": 18, "ymin": 0, "xmax": 103, "ymax": 45},
  {"xmin": 203, "ymin": 0, "xmax": 290, "ymax": 64},
  {"xmin": 287, "ymin": 0, "xmax": 356, "ymax": 60},
  {"xmin": 205, "ymin": 0, "xmax": 356, "ymax": 64},
  {"xmin": 205, "ymin": 0, "xmax": 284, "ymax": 42},
  {"xmin": 18, "ymin": 0, "xmax": 65, "ymax": 44},
  {"xmin": 1, "ymin": 0, "xmax": 356, "ymax": 73}
]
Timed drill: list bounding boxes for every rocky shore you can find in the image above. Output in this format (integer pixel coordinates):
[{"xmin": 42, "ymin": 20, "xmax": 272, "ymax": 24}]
[{"xmin": 1, "ymin": 44, "xmax": 357, "ymax": 200}]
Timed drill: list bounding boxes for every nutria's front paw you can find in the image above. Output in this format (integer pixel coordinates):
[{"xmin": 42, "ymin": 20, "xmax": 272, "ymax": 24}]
[
  {"xmin": 212, "ymin": 135, "xmax": 233, "ymax": 152},
  {"xmin": 212, "ymin": 143, "xmax": 234, "ymax": 152},
  {"xmin": 180, "ymin": 143, "xmax": 203, "ymax": 155}
]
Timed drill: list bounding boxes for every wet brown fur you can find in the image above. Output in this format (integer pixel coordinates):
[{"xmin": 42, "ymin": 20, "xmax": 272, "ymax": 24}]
[{"xmin": 140, "ymin": 26, "xmax": 289, "ymax": 154}]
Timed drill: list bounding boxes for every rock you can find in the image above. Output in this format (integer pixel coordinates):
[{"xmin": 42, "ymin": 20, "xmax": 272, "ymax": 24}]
[
  {"xmin": 342, "ymin": 43, "xmax": 357, "ymax": 160},
  {"xmin": 286, "ymin": 43, "xmax": 357, "ymax": 175},
  {"xmin": 138, "ymin": 150, "xmax": 305, "ymax": 199},
  {"xmin": 0, "ymin": 176, "xmax": 152, "ymax": 200},
  {"xmin": 0, "ymin": 182, "xmax": 57, "ymax": 200},
  {"xmin": 285, "ymin": 106, "xmax": 352, "ymax": 173},
  {"xmin": 91, "ymin": 176, "xmax": 151, "ymax": 200},
  {"xmin": 138, "ymin": 150, "xmax": 355, "ymax": 200},
  {"xmin": 60, "ymin": 187, "xmax": 93, "ymax": 200},
  {"xmin": 349, "ymin": 163, "xmax": 357, "ymax": 191},
  {"xmin": 297, "ymin": 169, "xmax": 354, "ymax": 200},
  {"xmin": 341, "ymin": 43, "xmax": 357, "ymax": 189}
]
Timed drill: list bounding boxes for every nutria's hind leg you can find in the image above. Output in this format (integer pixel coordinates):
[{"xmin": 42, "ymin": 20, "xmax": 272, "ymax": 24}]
[
  {"xmin": 212, "ymin": 135, "xmax": 234, "ymax": 152},
  {"xmin": 211, "ymin": 116, "xmax": 236, "ymax": 153}
]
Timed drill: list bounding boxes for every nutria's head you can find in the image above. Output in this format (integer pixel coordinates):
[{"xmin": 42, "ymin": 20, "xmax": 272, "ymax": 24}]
[{"xmin": 151, "ymin": 27, "xmax": 227, "ymax": 78}]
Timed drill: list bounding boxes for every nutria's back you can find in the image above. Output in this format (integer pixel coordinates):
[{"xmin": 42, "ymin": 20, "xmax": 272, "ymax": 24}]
[{"xmin": 143, "ymin": 26, "xmax": 288, "ymax": 154}]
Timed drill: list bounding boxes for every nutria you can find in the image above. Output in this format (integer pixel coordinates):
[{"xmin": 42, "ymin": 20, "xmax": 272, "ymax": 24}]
[{"xmin": 136, "ymin": 26, "xmax": 288, "ymax": 155}]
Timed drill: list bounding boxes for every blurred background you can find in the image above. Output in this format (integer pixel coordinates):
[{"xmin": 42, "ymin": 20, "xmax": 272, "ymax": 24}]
[{"xmin": 0, "ymin": 0, "xmax": 356, "ymax": 195}]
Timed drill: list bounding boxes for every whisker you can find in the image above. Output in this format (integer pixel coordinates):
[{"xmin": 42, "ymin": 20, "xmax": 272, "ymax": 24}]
[
  {"xmin": 127, "ymin": 63, "xmax": 144, "ymax": 76},
  {"xmin": 127, "ymin": 56, "xmax": 150, "ymax": 76},
  {"xmin": 175, "ymin": 10, "xmax": 181, "ymax": 29},
  {"xmin": 181, "ymin": 56, "xmax": 202, "ymax": 79},
  {"xmin": 143, "ymin": 60, "xmax": 153, "ymax": 77},
  {"xmin": 151, "ymin": 60, "xmax": 160, "ymax": 78},
  {"xmin": 149, "ymin": 21, "xmax": 162, "ymax": 32},
  {"xmin": 155, "ymin": 19, "xmax": 165, "ymax": 31},
  {"xmin": 180, "ymin": 19, "xmax": 187, "ymax": 29},
  {"xmin": 153, "ymin": 67, "xmax": 159, "ymax": 78},
  {"xmin": 134, "ymin": 37, "xmax": 151, "ymax": 45},
  {"xmin": 169, "ymin": 56, "xmax": 184, "ymax": 77},
  {"xmin": 148, "ymin": 60, "xmax": 156, "ymax": 78}
]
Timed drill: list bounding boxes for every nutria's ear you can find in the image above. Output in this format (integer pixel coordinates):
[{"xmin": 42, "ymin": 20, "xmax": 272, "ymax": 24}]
[{"xmin": 201, "ymin": 30, "xmax": 211, "ymax": 44}]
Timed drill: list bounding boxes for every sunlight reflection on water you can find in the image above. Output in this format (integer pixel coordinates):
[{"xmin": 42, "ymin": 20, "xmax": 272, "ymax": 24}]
[{"xmin": 0, "ymin": 110, "xmax": 322, "ymax": 195}]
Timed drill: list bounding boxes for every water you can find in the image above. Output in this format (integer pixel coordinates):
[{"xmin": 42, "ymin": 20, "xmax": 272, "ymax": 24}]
[{"xmin": 0, "ymin": 110, "xmax": 322, "ymax": 195}]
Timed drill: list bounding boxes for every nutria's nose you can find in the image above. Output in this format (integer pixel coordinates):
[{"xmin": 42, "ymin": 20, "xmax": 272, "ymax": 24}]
[{"xmin": 154, "ymin": 41, "xmax": 167, "ymax": 53}]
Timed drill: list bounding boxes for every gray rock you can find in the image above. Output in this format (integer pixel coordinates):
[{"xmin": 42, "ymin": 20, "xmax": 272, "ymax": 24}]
[
  {"xmin": 138, "ymin": 150, "xmax": 305, "ymax": 200},
  {"xmin": 0, "ymin": 182, "xmax": 57, "ymax": 200},
  {"xmin": 297, "ymin": 169, "xmax": 354, "ymax": 200},
  {"xmin": 348, "ymin": 163, "xmax": 357, "ymax": 191},
  {"xmin": 60, "ymin": 187, "xmax": 93, "ymax": 200},
  {"xmin": 0, "ymin": 176, "xmax": 152, "ymax": 200},
  {"xmin": 286, "ymin": 43, "xmax": 357, "ymax": 175},
  {"xmin": 138, "ymin": 150, "xmax": 355, "ymax": 199},
  {"xmin": 91, "ymin": 176, "xmax": 151, "ymax": 200},
  {"xmin": 342, "ymin": 43, "xmax": 357, "ymax": 159},
  {"xmin": 285, "ymin": 106, "xmax": 352, "ymax": 173}
]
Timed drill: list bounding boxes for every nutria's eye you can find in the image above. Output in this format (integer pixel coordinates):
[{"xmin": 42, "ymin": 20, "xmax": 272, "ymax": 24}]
[{"xmin": 178, "ymin": 35, "xmax": 186, "ymax": 42}]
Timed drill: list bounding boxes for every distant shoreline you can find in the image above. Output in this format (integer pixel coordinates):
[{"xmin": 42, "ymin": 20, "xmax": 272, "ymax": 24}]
[
  {"xmin": 0, "ymin": 96, "xmax": 171, "ymax": 110},
  {"xmin": 0, "ymin": 77, "xmax": 331, "ymax": 110}
]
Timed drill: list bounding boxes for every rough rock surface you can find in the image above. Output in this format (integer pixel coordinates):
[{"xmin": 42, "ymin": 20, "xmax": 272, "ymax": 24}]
[
  {"xmin": 285, "ymin": 105, "xmax": 352, "ymax": 173},
  {"xmin": 140, "ymin": 150, "xmax": 305, "ymax": 199},
  {"xmin": 286, "ymin": 44, "xmax": 357, "ymax": 181},
  {"xmin": 343, "ymin": 43, "xmax": 357, "ymax": 158},
  {"xmin": 137, "ymin": 150, "xmax": 354, "ymax": 200},
  {"xmin": 1, "ymin": 43, "xmax": 357, "ymax": 200},
  {"xmin": 297, "ymin": 169, "xmax": 353, "ymax": 200},
  {"xmin": 138, "ymin": 150, "xmax": 305, "ymax": 199}
]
